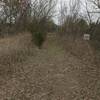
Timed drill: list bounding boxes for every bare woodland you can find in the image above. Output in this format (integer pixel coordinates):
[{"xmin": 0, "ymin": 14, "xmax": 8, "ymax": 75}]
[{"xmin": 0, "ymin": 0, "xmax": 100, "ymax": 100}]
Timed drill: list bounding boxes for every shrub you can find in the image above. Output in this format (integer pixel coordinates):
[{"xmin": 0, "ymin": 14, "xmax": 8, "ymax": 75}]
[
  {"xmin": 32, "ymin": 32, "xmax": 46, "ymax": 49},
  {"xmin": 28, "ymin": 21, "xmax": 47, "ymax": 49}
]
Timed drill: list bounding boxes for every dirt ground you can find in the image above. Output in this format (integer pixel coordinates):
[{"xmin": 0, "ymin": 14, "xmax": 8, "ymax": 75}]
[{"xmin": 0, "ymin": 33, "xmax": 99, "ymax": 100}]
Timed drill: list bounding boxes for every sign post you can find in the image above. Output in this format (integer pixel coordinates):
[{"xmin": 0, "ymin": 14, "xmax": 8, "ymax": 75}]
[{"xmin": 83, "ymin": 34, "xmax": 90, "ymax": 40}]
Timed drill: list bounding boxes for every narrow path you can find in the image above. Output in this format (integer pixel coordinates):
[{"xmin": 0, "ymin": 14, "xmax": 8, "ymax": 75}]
[{"xmin": 19, "ymin": 33, "xmax": 82, "ymax": 99}]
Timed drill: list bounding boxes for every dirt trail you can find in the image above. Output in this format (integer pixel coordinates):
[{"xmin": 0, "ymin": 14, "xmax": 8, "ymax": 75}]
[{"xmin": 0, "ymin": 33, "xmax": 98, "ymax": 100}]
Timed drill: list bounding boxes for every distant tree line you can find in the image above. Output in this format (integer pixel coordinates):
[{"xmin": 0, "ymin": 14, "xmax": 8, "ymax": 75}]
[
  {"xmin": 0, "ymin": 0, "xmax": 57, "ymax": 33},
  {"xmin": 58, "ymin": 0, "xmax": 100, "ymax": 49},
  {"xmin": 0, "ymin": 0, "xmax": 31, "ymax": 34},
  {"xmin": 0, "ymin": 0, "xmax": 57, "ymax": 48},
  {"xmin": 0, "ymin": 0, "xmax": 100, "ymax": 49}
]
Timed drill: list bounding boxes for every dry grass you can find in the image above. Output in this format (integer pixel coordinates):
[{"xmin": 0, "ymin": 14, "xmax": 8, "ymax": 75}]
[
  {"xmin": 59, "ymin": 35, "xmax": 100, "ymax": 99},
  {"xmin": 60, "ymin": 36, "xmax": 95, "ymax": 65},
  {"xmin": 0, "ymin": 33, "xmax": 99, "ymax": 100},
  {"xmin": 0, "ymin": 33, "xmax": 34, "ymax": 77}
]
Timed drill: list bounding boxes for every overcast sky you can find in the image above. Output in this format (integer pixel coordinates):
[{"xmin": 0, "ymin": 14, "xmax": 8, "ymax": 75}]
[{"xmin": 54, "ymin": 0, "xmax": 99, "ymax": 24}]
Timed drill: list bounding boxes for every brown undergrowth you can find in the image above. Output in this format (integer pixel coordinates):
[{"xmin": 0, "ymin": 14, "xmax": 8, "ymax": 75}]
[
  {"xmin": 59, "ymin": 35, "xmax": 100, "ymax": 99},
  {"xmin": 0, "ymin": 33, "xmax": 34, "ymax": 77},
  {"xmin": 0, "ymin": 33, "xmax": 99, "ymax": 99}
]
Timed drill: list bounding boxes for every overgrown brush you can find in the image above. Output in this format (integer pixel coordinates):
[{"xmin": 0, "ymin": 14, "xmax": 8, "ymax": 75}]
[
  {"xmin": 0, "ymin": 33, "xmax": 34, "ymax": 77},
  {"xmin": 32, "ymin": 32, "xmax": 46, "ymax": 49},
  {"xmin": 28, "ymin": 21, "xmax": 47, "ymax": 49}
]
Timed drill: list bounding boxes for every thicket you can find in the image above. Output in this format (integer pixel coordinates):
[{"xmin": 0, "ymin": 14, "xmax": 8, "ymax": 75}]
[{"xmin": 0, "ymin": 0, "xmax": 56, "ymax": 48}]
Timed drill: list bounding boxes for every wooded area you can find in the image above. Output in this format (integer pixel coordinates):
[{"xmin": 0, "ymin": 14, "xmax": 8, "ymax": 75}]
[{"xmin": 0, "ymin": 0, "xmax": 100, "ymax": 49}]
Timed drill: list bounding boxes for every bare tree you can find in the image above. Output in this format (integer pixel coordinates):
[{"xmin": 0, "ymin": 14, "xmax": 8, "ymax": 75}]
[
  {"xmin": 0, "ymin": 0, "xmax": 56, "ymax": 37},
  {"xmin": 59, "ymin": 0, "xmax": 81, "ymax": 36},
  {"xmin": 0, "ymin": 0, "xmax": 31, "ymax": 31},
  {"xmin": 82, "ymin": 0, "xmax": 100, "ymax": 35},
  {"xmin": 84, "ymin": 0, "xmax": 100, "ymax": 16},
  {"xmin": 88, "ymin": 0, "xmax": 100, "ymax": 11},
  {"xmin": 29, "ymin": 0, "xmax": 57, "ymax": 48}
]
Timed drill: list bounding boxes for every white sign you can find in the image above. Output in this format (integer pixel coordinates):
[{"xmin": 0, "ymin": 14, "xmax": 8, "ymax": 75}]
[{"xmin": 83, "ymin": 34, "xmax": 90, "ymax": 40}]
